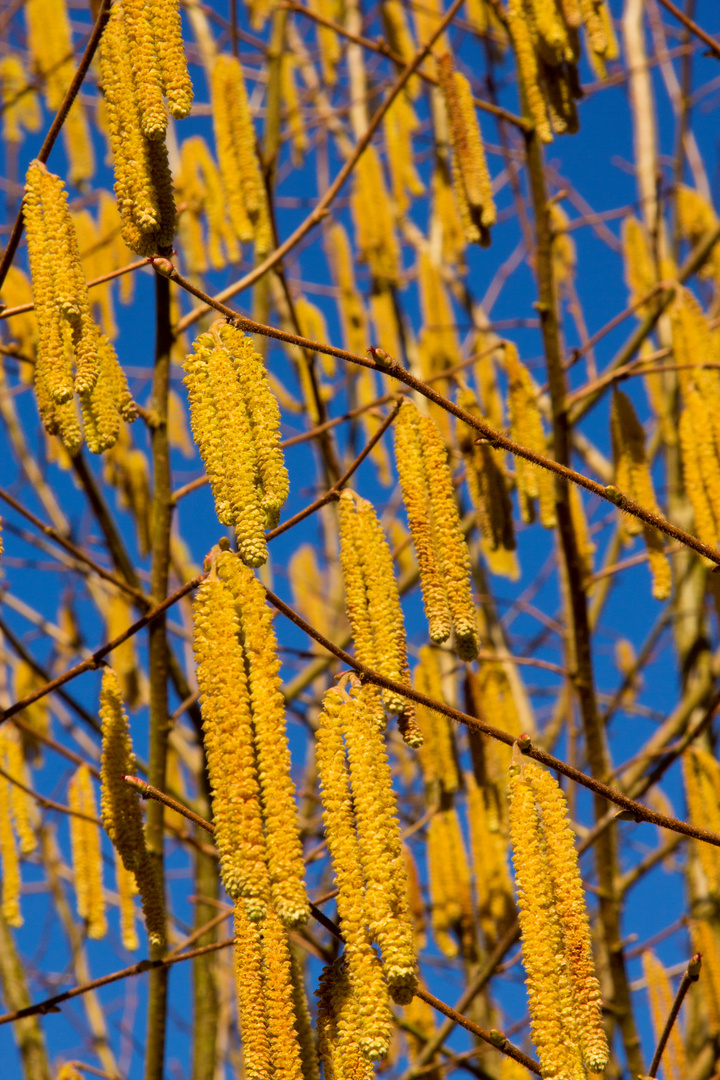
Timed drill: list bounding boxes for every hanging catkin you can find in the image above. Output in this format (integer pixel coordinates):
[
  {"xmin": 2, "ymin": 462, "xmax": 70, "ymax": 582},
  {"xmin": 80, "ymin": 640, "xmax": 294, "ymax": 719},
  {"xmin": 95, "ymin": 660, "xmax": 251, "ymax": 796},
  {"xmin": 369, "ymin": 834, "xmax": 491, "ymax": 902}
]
[
  {"xmin": 505, "ymin": 343, "xmax": 556, "ymax": 528},
  {"xmin": 394, "ymin": 400, "xmax": 479, "ymax": 659},
  {"xmin": 683, "ymin": 746, "xmax": 720, "ymax": 895},
  {"xmin": 177, "ymin": 136, "xmax": 240, "ymax": 273},
  {"xmin": 98, "ymin": 3, "xmax": 181, "ymax": 256},
  {"xmin": 466, "ymin": 771, "xmax": 515, "ymax": 948},
  {"xmin": 352, "ymin": 145, "xmax": 401, "ymax": 288},
  {"xmin": 508, "ymin": 753, "xmax": 609, "ymax": 1078},
  {"xmin": 610, "ymin": 390, "xmax": 671, "ymax": 600},
  {"xmin": 0, "ymin": 768, "xmax": 21, "ymax": 927},
  {"xmin": 184, "ymin": 322, "xmax": 288, "ymax": 567},
  {"xmin": 338, "ymin": 491, "xmax": 416, "ymax": 736},
  {"xmin": 68, "ymin": 765, "xmax": 107, "ymax": 940},
  {"xmin": 383, "ymin": 95, "xmax": 424, "ymax": 217},
  {"xmin": 643, "ymin": 952, "xmax": 688, "ymax": 1080},
  {"xmin": 211, "ymin": 54, "xmax": 273, "ymax": 255},
  {"xmin": 414, "ymin": 646, "xmax": 460, "ymax": 797},
  {"xmin": 0, "ymin": 55, "xmax": 41, "ymax": 146},
  {"xmin": 689, "ymin": 919, "xmax": 720, "ymax": 1032},
  {"xmin": 437, "ymin": 54, "xmax": 495, "ymax": 246},
  {"xmin": 316, "ymin": 960, "xmax": 375, "ymax": 1080},
  {"xmin": 99, "ymin": 668, "xmax": 166, "ymax": 947},
  {"xmin": 315, "ymin": 687, "xmax": 393, "ymax": 1057},
  {"xmin": 23, "ymin": 162, "xmax": 137, "ymax": 455}
]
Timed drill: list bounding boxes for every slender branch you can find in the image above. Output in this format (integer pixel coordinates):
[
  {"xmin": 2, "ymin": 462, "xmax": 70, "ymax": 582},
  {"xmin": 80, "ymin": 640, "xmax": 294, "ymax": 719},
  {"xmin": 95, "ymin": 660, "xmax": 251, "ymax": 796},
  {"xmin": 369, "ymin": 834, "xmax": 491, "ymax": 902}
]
[
  {"xmin": 174, "ymin": 0, "xmax": 466, "ymax": 334},
  {"xmin": 0, "ymin": 763, "xmax": 101, "ymax": 825},
  {"xmin": 655, "ymin": 0, "xmax": 720, "ymax": 61},
  {"xmin": 122, "ymin": 775, "xmax": 214, "ymax": 835},
  {"xmin": 154, "ymin": 257, "xmax": 720, "ymax": 567},
  {"xmin": 0, "ymin": 0, "xmax": 113, "ymax": 289},
  {"xmin": 648, "ymin": 955, "xmax": 702, "ymax": 1076}
]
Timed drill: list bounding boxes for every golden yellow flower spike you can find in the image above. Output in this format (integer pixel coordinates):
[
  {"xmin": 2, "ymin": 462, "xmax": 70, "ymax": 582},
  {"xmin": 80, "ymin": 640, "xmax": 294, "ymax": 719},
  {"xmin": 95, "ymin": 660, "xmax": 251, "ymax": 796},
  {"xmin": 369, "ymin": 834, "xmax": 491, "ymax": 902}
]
[
  {"xmin": 622, "ymin": 215, "xmax": 656, "ymax": 312},
  {"xmin": 683, "ymin": 746, "xmax": 720, "ymax": 895},
  {"xmin": 308, "ymin": 0, "xmax": 341, "ymax": 87},
  {"xmin": 99, "ymin": 668, "xmax": 165, "ymax": 946},
  {"xmin": 466, "ymin": 772, "xmax": 515, "ymax": 948},
  {"xmin": 316, "ymin": 960, "xmax": 375, "ymax": 1080},
  {"xmin": 437, "ymin": 55, "xmax": 495, "ymax": 246},
  {"xmin": 0, "ymin": 55, "xmax": 41, "ymax": 144},
  {"xmin": 338, "ymin": 491, "xmax": 413, "ymax": 721},
  {"xmin": 414, "ymin": 646, "xmax": 460, "ymax": 796},
  {"xmin": 506, "ymin": 0, "xmax": 553, "ymax": 143},
  {"xmin": 288, "ymin": 945, "xmax": 320, "ymax": 1080},
  {"xmin": 152, "ymin": 0, "xmax": 194, "ymax": 121},
  {"xmin": 217, "ymin": 552, "xmax": 309, "ymax": 927},
  {"xmin": 115, "ymin": 849, "xmax": 140, "ymax": 952},
  {"xmin": 352, "ymin": 144, "xmax": 401, "ymax": 288},
  {"xmin": 0, "ymin": 770, "xmax": 21, "ymax": 927},
  {"xmin": 643, "ymin": 952, "xmax": 688, "ymax": 1080},
  {"xmin": 426, "ymin": 811, "xmax": 460, "ymax": 958},
  {"xmin": 679, "ymin": 393, "xmax": 720, "ymax": 551},
  {"xmin": 340, "ymin": 684, "xmax": 418, "ymax": 1003},
  {"xmin": 384, "ymin": 95, "xmax": 424, "ymax": 217},
  {"xmin": 689, "ymin": 919, "xmax": 720, "ymax": 1032},
  {"xmin": 505, "ymin": 343, "xmax": 556, "ymax": 528},
  {"xmin": 68, "ymin": 765, "xmax": 107, "ymax": 940},
  {"xmin": 211, "ymin": 55, "xmax": 272, "ymax": 255},
  {"xmin": 315, "ymin": 688, "xmax": 392, "ymax": 1059},
  {"xmin": 325, "ymin": 223, "xmax": 369, "ymax": 357},
  {"xmin": 508, "ymin": 754, "xmax": 608, "ymax": 1077},
  {"xmin": 192, "ymin": 573, "xmax": 270, "ymax": 918},
  {"xmin": 233, "ymin": 902, "xmax": 272, "ymax": 1080},
  {"xmin": 260, "ymin": 908, "xmax": 306, "ymax": 1080},
  {"xmin": 0, "ymin": 728, "xmax": 37, "ymax": 857}
]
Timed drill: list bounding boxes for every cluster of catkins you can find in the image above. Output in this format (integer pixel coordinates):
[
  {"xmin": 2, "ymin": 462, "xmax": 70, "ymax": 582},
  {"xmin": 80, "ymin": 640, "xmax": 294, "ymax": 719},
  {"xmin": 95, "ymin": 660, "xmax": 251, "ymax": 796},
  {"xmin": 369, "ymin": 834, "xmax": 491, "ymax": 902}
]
[
  {"xmin": 22, "ymin": 162, "xmax": 137, "ymax": 454},
  {"xmin": 184, "ymin": 323, "xmax": 289, "ymax": 567}
]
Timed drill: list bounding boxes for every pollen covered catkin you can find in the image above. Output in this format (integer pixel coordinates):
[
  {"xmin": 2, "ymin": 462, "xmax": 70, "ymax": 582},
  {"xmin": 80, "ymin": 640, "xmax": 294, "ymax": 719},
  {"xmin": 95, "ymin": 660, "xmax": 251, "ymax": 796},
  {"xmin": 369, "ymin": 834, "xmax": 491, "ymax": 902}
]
[
  {"xmin": 683, "ymin": 746, "xmax": 720, "ymax": 896},
  {"xmin": 315, "ymin": 688, "xmax": 392, "ymax": 1059},
  {"xmin": 437, "ymin": 54, "xmax": 495, "ymax": 246},
  {"xmin": 395, "ymin": 401, "xmax": 479, "ymax": 659},
  {"xmin": 508, "ymin": 754, "xmax": 609, "ymax": 1077},
  {"xmin": 68, "ymin": 765, "xmax": 107, "ymax": 940},
  {"xmin": 316, "ymin": 960, "xmax": 375, "ymax": 1080},
  {"xmin": 352, "ymin": 144, "xmax": 401, "ymax": 288},
  {"xmin": 505, "ymin": 343, "xmax": 556, "ymax": 528},
  {"xmin": 338, "ymin": 491, "xmax": 413, "ymax": 725},
  {"xmin": 184, "ymin": 323, "xmax": 289, "ymax": 567},
  {"xmin": 99, "ymin": 668, "xmax": 165, "ymax": 947},
  {"xmin": 23, "ymin": 162, "xmax": 137, "ymax": 454},
  {"xmin": 643, "ymin": 952, "xmax": 688, "ymax": 1080}
]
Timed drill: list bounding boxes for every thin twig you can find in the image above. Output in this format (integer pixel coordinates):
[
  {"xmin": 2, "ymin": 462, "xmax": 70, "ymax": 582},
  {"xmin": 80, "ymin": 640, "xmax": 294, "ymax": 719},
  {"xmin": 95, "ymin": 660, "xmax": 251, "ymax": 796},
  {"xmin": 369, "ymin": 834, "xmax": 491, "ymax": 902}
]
[
  {"xmin": 648, "ymin": 955, "xmax": 702, "ymax": 1076},
  {"xmin": 655, "ymin": 0, "xmax": 720, "ymax": 61},
  {"xmin": 122, "ymin": 775, "xmax": 214, "ymax": 835}
]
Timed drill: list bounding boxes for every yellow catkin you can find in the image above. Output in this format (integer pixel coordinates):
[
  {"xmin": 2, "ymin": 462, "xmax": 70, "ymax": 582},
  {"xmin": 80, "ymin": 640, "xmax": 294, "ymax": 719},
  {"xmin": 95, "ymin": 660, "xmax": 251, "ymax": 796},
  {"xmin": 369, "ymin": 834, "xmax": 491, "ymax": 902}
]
[
  {"xmin": 98, "ymin": 5, "xmax": 177, "ymax": 256},
  {"xmin": 431, "ymin": 161, "xmax": 468, "ymax": 273},
  {"xmin": 177, "ymin": 137, "xmax": 241, "ymax": 272},
  {"xmin": 675, "ymin": 184, "xmax": 720, "ymax": 285},
  {"xmin": 508, "ymin": 756, "xmax": 609, "ymax": 1077},
  {"xmin": 99, "ymin": 668, "xmax": 165, "ymax": 946},
  {"xmin": 261, "ymin": 909, "xmax": 306, "ymax": 1080},
  {"xmin": 622, "ymin": 215, "xmax": 656, "ymax": 311},
  {"xmin": 412, "ymin": 0, "xmax": 450, "ymax": 55},
  {"xmin": 506, "ymin": 0, "xmax": 553, "ymax": 142},
  {"xmin": 0, "ymin": 771, "xmax": 21, "ymax": 927},
  {"xmin": 289, "ymin": 945, "xmax": 321, "ymax": 1080},
  {"xmin": 184, "ymin": 324, "xmax": 288, "ymax": 566},
  {"xmin": 370, "ymin": 286, "xmax": 403, "ymax": 366},
  {"xmin": 505, "ymin": 343, "xmax": 557, "ymax": 528},
  {"xmin": 0, "ymin": 55, "xmax": 41, "ymax": 144},
  {"xmin": 383, "ymin": 94, "xmax": 424, "ymax": 216},
  {"xmin": 0, "ymin": 267, "xmax": 39, "ymax": 363},
  {"xmin": 308, "ymin": 0, "xmax": 341, "ymax": 85},
  {"xmin": 568, "ymin": 483, "xmax": 595, "ymax": 581},
  {"xmin": 192, "ymin": 573, "xmax": 270, "ymax": 918},
  {"xmin": 610, "ymin": 389, "xmax": 671, "ymax": 598},
  {"xmin": 211, "ymin": 54, "xmax": 272, "ymax": 255},
  {"xmin": 340, "ymin": 685, "xmax": 418, "ymax": 1003},
  {"xmin": 352, "ymin": 145, "xmax": 401, "ymax": 288},
  {"xmin": 316, "ymin": 960, "xmax": 375, "ymax": 1080},
  {"xmin": 0, "ymin": 728, "xmax": 37, "ymax": 856},
  {"xmin": 437, "ymin": 55, "xmax": 495, "ymax": 246},
  {"xmin": 233, "ymin": 902, "xmax": 272, "ymax": 1080},
  {"xmin": 395, "ymin": 401, "xmax": 479, "ymax": 659},
  {"xmin": 115, "ymin": 850, "xmax": 140, "ymax": 951},
  {"xmin": 414, "ymin": 646, "xmax": 460, "ymax": 796},
  {"xmin": 679, "ymin": 394, "xmax": 720, "ymax": 550},
  {"xmin": 457, "ymin": 385, "xmax": 517, "ymax": 578},
  {"xmin": 315, "ymin": 688, "xmax": 392, "ymax": 1060},
  {"xmin": 281, "ymin": 54, "xmax": 308, "ymax": 165},
  {"xmin": 426, "ymin": 810, "xmax": 467, "ymax": 958},
  {"xmin": 643, "ymin": 952, "xmax": 688, "ymax": 1080},
  {"xmin": 217, "ymin": 552, "xmax": 309, "ymax": 927},
  {"xmin": 417, "ymin": 252, "xmax": 460, "ymax": 416},
  {"xmin": 550, "ymin": 203, "xmax": 576, "ymax": 293},
  {"xmin": 683, "ymin": 747, "xmax": 720, "ymax": 895},
  {"xmin": 325, "ymin": 223, "xmax": 369, "ymax": 357},
  {"xmin": 338, "ymin": 491, "xmax": 413, "ymax": 723},
  {"xmin": 466, "ymin": 771, "xmax": 515, "ymax": 947},
  {"xmin": 689, "ymin": 919, "xmax": 720, "ymax": 1032},
  {"xmin": 23, "ymin": 163, "xmax": 137, "ymax": 454},
  {"xmin": 68, "ymin": 765, "xmax": 107, "ymax": 939},
  {"xmin": 13, "ymin": 661, "xmax": 49, "ymax": 761}
]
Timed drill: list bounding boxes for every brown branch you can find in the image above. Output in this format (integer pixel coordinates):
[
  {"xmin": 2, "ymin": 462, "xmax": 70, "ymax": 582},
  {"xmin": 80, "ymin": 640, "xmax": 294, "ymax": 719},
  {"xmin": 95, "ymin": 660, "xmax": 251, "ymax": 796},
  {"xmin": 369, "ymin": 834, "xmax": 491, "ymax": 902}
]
[
  {"xmin": 122, "ymin": 776, "xmax": 214, "ymax": 836},
  {"xmin": 655, "ymin": 0, "xmax": 720, "ymax": 61},
  {"xmin": 0, "ymin": 0, "xmax": 113, "ymax": 290},
  {"xmin": 648, "ymin": 955, "xmax": 702, "ymax": 1076}
]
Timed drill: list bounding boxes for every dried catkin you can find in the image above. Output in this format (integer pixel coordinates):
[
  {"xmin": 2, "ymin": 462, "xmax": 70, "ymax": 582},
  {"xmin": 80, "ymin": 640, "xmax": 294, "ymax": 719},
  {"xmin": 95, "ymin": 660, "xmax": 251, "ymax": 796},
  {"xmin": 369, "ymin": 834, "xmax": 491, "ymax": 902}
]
[
  {"xmin": 315, "ymin": 688, "xmax": 392, "ymax": 1059},
  {"xmin": 643, "ymin": 952, "xmax": 688, "ymax": 1080},
  {"xmin": 184, "ymin": 323, "xmax": 288, "ymax": 567},
  {"xmin": 68, "ymin": 765, "xmax": 107, "ymax": 940},
  {"xmin": 338, "ymin": 491, "xmax": 413, "ymax": 725},
  {"xmin": 211, "ymin": 54, "xmax": 273, "ymax": 255},
  {"xmin": 98, "ymin": 4, "xmax": 178, "ymax": 256},
  {"xmin": 437, "ymin": 55, "xmax": 495, "ymax": 246},
  {"xmin": 216, "ymin": 552, "xmax": 309, "ymax": 927},
  {"xmin": 394, "ymin": 401, "xmax": 479, "ymax": 659},
  {"xmin": 508, "ymin": 754, "xmax": 609, "ymax": 1077},
  {"xmin": 505, "ymin": 343, "xmax": 556, "ymax": 528},
  {"xmin": 610, "ymin": 390, "xmax": 671, "ymax": 600},
  {"xmin": 683, "ymin": 747, "xmax": 720, "ymax": 895},
  {"xmin": 23, "ymin": 162, "xmax": 137, "ymax": 454},
  {"xmin": 99, "ymin": 668, "xmax": 166, "ymax": 947}
]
